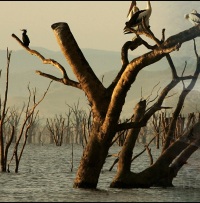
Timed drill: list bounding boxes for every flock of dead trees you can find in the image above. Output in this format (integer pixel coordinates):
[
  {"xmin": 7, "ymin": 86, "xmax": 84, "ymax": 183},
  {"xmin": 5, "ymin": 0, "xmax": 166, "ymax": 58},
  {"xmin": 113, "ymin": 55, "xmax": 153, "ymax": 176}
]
[{"xmin": 45, "ymin": 101, "xmax": 92, "ymax": 147}]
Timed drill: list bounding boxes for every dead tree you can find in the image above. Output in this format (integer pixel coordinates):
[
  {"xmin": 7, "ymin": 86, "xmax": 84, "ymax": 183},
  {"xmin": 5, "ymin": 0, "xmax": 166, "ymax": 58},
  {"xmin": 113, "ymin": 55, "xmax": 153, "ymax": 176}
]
[
  {"xmin": 65, "ymin": 108, "xmax": 73, "ymax": 144},
  {"xmin": 27, "ymin": 114, "xmax": 41, "ymax": 144},
  {"xmin": 7, "ymin": 82, "xmax": 52, "ymax": 173},
  {"xmin": 0, "ymin": 49, "xmax": 15, "ymax": 172},
  {"xmin": 5, "ymin": 105, "xmax": 25, "ymax": 143},
  {"xmin": 46, "ymin": 114, "xmax": 66, "ymax": 146},
  {"xmin": 151, "ymin": 113, "xmax": 162, "ymax": 149},
  {"xmin": 67, "ymin": 100, "xmax": 89, "ymax": 145},
  {"xmin": 12, "ymin": 17, "xmax": 200, "ymax": 189}
]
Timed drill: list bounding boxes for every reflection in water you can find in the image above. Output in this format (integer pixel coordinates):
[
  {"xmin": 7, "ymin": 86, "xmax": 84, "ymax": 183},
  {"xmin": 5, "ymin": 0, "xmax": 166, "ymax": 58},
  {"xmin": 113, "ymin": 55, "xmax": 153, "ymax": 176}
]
[{"xmin": 0, "ymin": 144, "xmax": 200, "ymax": 202}]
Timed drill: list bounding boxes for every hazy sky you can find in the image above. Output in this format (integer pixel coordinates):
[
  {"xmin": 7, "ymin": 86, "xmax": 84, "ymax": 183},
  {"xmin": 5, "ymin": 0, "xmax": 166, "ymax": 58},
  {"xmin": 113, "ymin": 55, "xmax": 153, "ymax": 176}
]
[{"xmin": 0, "ymin": 1, "xmax": 198, "ymax": 53}]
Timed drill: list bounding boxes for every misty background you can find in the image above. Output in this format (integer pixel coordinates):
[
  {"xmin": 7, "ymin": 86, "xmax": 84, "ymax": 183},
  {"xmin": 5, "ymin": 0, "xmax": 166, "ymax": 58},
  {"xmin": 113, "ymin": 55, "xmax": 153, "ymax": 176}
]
[{"xmin": 0, "ymin": 1, "xmax": 200, "ymax": 121}]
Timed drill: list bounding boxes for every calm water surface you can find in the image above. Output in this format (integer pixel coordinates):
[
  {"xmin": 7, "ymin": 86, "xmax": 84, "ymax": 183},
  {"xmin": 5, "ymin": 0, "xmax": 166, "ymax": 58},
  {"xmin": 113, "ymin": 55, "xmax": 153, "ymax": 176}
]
[{"xmin": 1, "ymin": 143, "xmax": 200, "ymax": 202}]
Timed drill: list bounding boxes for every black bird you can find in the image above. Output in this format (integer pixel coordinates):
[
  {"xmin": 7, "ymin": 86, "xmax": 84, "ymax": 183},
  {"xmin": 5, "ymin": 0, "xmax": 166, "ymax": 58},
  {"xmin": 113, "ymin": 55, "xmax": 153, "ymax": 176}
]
[{"xmin": 21, "ymin": 29, "xmax": 30, "ymax": 47}]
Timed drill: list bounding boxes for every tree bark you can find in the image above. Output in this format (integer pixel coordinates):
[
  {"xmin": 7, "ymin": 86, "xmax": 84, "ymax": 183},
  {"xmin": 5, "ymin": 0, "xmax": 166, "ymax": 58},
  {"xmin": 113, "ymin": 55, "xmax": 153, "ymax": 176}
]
[{"xmin": 117, "ymin": 100, "xmax": 146, "ymax": 174}]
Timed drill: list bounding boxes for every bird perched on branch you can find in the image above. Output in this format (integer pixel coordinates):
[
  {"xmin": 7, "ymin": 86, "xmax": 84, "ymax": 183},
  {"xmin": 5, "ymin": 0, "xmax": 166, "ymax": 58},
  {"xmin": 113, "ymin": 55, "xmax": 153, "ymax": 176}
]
[
  {"xmin": 21, "ymin": 29, "xmax": 30, "ymax": 47},
  {"xmin": 184, "ymin": 9, "xmax": 200, "ymax": 26},
  {"xmin": 124, "ymin": 1, "xmax": 140, "ymax": 34},
  {"xmin": 124, "ymin": 1, "xmax": 152, "ymax": 34},
  {"xmin": 127, "ymin": 1, "xmax": 139, "ymax": 20}
]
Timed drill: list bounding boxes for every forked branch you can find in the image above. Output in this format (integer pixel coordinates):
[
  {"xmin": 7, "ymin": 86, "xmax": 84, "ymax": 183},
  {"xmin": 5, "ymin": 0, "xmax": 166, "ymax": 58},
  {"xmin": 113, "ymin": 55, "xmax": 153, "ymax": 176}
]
[{"xmin": 11, "ymin": 34, "xmax": 81, "ymax": 89}]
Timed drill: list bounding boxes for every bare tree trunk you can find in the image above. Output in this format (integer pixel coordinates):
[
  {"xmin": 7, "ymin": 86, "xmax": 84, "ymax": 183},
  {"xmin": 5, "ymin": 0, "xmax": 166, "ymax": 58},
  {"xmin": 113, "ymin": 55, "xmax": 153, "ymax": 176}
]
[
  {"xmin": 0, "ymin": 49, "xmax": 12, "ymax": 172},
  {"xmin": 117, "ymin": 100, "xmax": 146, "ymax": 174},
  {"xmin": 110, "ymin": 100, "xmax": 146, "ymax": 187},
  {"xmin": 73, "ymin": 119, "xmax": 116, "ymax": 188}
]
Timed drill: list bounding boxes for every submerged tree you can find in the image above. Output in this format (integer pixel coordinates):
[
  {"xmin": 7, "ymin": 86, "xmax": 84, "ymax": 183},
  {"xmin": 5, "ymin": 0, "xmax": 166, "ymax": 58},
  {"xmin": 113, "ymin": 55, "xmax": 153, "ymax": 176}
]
[
  {"xmin": 12, "ymin": 8, "xmax": 200, "ymax": 188},
  {"xmin": 0, "ymin": 49, "xmax": 13, "ymax": 172},
  {"xmin": 46, "ymin": 114, "xmax": 66, "ymax": 146},
  {"xmin": 0, "ymin": 49, "xmax": 52, "ymax": 172}
]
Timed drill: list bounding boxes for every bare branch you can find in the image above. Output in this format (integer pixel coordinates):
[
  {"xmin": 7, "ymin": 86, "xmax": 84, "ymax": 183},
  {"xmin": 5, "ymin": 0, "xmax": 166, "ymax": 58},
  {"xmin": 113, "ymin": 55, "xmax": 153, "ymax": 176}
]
[{"xmin": 11, "ymin": 34, "xmax": 81, "ymax": 89}]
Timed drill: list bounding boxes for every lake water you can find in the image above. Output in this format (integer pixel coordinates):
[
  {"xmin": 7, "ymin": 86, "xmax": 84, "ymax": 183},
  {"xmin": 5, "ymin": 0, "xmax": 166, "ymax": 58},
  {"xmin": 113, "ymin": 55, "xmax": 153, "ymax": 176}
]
[{"xmin": 1, "ymin": 143, "xmax": 200, "ymax": 202}]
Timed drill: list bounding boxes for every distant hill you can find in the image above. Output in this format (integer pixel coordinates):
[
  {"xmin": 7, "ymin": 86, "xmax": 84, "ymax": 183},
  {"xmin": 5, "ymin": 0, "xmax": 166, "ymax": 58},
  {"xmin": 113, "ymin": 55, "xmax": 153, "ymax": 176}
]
[{"xmin": 0, "ymin": 47, "xmax": 200, "ymax": 120}]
